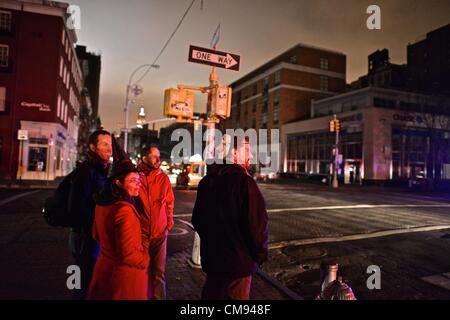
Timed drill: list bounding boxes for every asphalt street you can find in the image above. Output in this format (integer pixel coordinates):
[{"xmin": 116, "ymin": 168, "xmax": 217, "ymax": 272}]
[{"xmin": 0, "ymin": 182, "xmax": 449, "ymax": 299}]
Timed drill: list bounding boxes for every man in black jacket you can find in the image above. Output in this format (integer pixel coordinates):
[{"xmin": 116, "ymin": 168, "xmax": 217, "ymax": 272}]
[
  {"xmin": 68, "ymin": 130, "xmax": 111, "ymax": 300},
  {"xmin": 192, "ymin": 136, "xmax": 268, "ymax": 300}
]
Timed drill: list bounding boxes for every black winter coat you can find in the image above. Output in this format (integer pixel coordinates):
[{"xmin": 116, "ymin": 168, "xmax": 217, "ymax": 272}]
[
  {"xmin": 192, "ymin": 164, "xmax": 269, "ymax": 277},
  {"xmin": 68, "ymin": 158, "xmax": 109, "ymax": 233}
]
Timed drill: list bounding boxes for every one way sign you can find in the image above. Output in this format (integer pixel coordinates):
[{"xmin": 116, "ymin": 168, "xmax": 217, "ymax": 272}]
[{"xmin": 188, "ymin": 45, "xmax": 240, "ymax": 71}]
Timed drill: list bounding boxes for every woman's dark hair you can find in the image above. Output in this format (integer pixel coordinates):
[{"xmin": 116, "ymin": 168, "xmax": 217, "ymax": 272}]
[
  {"xmin": 111, "ymin": 174, "xmax": 132, "ymax": 202},
  {"xmin": 88, "ymin": 130, "xmax": 111, "ymax": 147}
]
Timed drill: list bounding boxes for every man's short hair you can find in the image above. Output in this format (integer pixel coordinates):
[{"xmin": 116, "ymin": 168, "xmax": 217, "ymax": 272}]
[
  {"xmin": 141, "ymin": 145, "xmax": 159, "ymax": 157},
  {"xmin": 88, "ymin": 130, "xmax": 111, "ymax": 147}
]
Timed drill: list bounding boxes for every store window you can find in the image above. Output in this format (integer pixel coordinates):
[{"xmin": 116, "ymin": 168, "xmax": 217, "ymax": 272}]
[{"xmin": 28, "ymin": 147, "xmax": 47, "ymax": 172}]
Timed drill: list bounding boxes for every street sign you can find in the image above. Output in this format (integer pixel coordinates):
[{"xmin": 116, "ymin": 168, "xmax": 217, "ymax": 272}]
[
  {"xmin": 188, "ymin": 45, "xmax": 240, "ymax": 71},
  {"xmin": 18, "ymin": 130, "xmax": 28, "ymax": 141}
]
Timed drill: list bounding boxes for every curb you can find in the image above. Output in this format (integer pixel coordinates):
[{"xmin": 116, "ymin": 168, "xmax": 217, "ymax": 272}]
[
  {"xmin": 256, "ymin": 270, "xmax": 304, "ymax": 300},
  {"xmin": 0, "ymin": 185, "xmax": 57, "ymax": 189}
]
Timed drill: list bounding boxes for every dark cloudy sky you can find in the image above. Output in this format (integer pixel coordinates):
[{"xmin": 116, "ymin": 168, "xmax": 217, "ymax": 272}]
[{"xmin": 64, "ymin": 0, "xmax": 450, "ymax": 133}]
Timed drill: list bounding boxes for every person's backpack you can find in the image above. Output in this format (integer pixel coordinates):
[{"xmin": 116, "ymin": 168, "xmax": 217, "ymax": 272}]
[{"xmin": 42, "ymin": 169, "xmax": 78, "ymax": 227}]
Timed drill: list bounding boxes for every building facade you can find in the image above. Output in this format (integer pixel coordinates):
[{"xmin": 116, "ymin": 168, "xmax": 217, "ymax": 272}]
[
  {"xmin": 0, "ymin": 0, "xmax": 83, "ymax": 180},
  {"xmin": 282, "ymin": 87, "xmax": 450, "ymax": 184},
  {"xmin": 407, "ymin": 24, "xmax": 450, "ymax": 97},
  {"xmin": 75, "ymin": 45, "xmax": 102, "ymax": 159},
  {"xmin": 222, "ymin": 43, "xmax": 346, "ymax": 133}
]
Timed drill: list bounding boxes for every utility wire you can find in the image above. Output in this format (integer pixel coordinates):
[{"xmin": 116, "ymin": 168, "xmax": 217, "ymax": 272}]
[{"xmin": 134, "ymin": 0, "xmax": 197, "ymax": 84}]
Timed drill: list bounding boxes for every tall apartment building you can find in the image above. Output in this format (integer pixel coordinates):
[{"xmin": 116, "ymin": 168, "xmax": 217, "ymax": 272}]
[{"xmin": 407, "ymin": 24, "xmax": 450, "ymax": 96}]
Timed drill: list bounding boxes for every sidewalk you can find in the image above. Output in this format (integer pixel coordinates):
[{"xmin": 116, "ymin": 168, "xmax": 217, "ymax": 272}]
[{"xmin": 166, "ymin": 248, "xmax": 300, "ymax": 300}]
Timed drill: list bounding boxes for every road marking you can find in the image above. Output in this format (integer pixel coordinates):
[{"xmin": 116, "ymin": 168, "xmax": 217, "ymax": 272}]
[
  {"xmin": 178, "ymin": 219, "xmax": 194, "ymax": 230},
  {"xmin": 267, "ymin": 204, "xmax": 450, "ymax": 213},
  {"xmin": 0, "ymin": 190, "xmax": 40, "ymax": 207},
  {"xmin": 168, "ymin": 227, "xmax": 189, "ymax": 236},
  {"xmin": 174, "ymin": 203, "xmax": 450, "ymax": 217},
  {"xmin": 269, "ymin": 225, "xmax": 450, "ymax": 249},
  {"xmin": 174, "ymin": 213, "xmax": 193, "ymax": 218}
]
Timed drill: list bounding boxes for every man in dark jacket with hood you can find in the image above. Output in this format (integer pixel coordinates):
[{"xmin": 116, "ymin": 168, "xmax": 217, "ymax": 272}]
[
  {"xmin": 192, "ymin": 136, "xmax": 269, "ymax": 300},
  {"xmin": 68, "ymin": 130, "xmax": 112, "ymax": 300}
]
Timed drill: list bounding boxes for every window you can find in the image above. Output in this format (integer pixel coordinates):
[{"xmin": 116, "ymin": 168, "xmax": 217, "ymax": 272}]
[
  {"xmin": 374, "ymin": 98, "xmax": 396, "ymax": 109},
  {"xmin": 253, "ymin": 100, "xmax": 257, "ymax": 113},
  {"xmin": 253, "ymin": 82, "xmax": 258, "ymax": 95},
  {"xmin": 59, "ymin": 57, "xmax": 63, "ymax": 77},
  {"xmin": 64, "ymin": 101, "xmax": 68, "ymax": 123},
  {"xmin": 57, "ymin": 95, "xmax": 61, "ymax": 118},
  {"xmin": 273, "ymin": 90, "xmax": 280, "ymax": 106},
  {"xmin": 66, "ymin": 71, "xmax": 70, "ymax": 89},
  {"xmin": 62, "ymin": 29, "xmax": 65, "ymax": 45},
  {"xmin": 320, "ymin": 58, "xmax": 329, "ymax": 70},
  {"xmin": 0, "ymin": 11, "xmax": 12, "ymax": 32},
  {"xmin": 63, "ymin": 65, "xmax": 66, "ymax": 85},
  {"xmin": 274, "ymin": 70, "xmax": 281, "ymax": 85},
  {"xmin": 261, "ymin": 112, "xmax": 268, "ymax": 129},
  {"xmin": 273, "ymin": 107, "xmax": 280, "ymax": 124},
  {"xmin": 290, "ymin": 55, "xmax": 297, "ymax": 64},
  {"xmin": 0, "ymin": 45, "xmax": 9, "ymax": 67},
  {"xmin": 0, "ymin": 87, "xmax": 5, "ymax": 112},
  {"xmin": 320, "ymin": 76, "xmax": 328, "ymax": 92},
  {"xmin": 28, "ymin": 147, "xmax": 48, "ymax": 172},
  {"xmin": 262, "ymin": 97, "xmax": 268, "ymax": 113},
  {"xmin": 263, "ymin": 77, "xmax": 269, "ymax": 93}
]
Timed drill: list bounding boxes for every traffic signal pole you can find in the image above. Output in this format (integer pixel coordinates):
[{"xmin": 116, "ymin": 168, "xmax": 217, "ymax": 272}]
[{"xmin": 332, "ymin": 114, "xmax": 340, "ymax": 189}]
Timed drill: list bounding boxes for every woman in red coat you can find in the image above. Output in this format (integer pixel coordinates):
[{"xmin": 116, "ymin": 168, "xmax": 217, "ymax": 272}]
[{"xmin": 87, "ymin": 160, "xmax": 149, "ymax": 300}]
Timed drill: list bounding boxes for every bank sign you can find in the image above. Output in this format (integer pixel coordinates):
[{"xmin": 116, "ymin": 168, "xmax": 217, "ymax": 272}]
[{"xmin": 393, "ymin": 113, "xmax": 423, "ymax": 124}]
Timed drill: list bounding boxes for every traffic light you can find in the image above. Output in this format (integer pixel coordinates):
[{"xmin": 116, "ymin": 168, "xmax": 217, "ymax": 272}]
[
  {"xmin": 210, "ymin": 85, "xmax": 232, "ymax": 119},
  {"xmin": 335, "ymin": 119, "xmax": 341, "ymax": 132},
  {"xmin": 163, "ymin": 89, "xmax": 194, "ymax": 119},
  {"xmin": 329, "ymin": 119, "xmax": 335, "ymax": 132}
]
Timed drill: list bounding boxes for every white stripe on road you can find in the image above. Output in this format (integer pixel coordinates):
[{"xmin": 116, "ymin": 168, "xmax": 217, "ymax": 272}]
[
  {"xmin": 174, "ymin": 213, "xmax": 193, "ymax": 218},
  {"xmin": 174, "ymin": 203, "xmax": 450, "ymax": 217},
  {"xmin": 0, "ymin": 190, "xmax": 40, "ymax": 207},
  {"xmin": 267, "ymin": 204, "xmax": 450, "ymax": 213},
  {"xmin": 269, "ymin": 225, "xmax": 450, "ymax": 250},
  {"xmin": 178, "ymin": 219, "xmax": 194, "ymax": 230}
]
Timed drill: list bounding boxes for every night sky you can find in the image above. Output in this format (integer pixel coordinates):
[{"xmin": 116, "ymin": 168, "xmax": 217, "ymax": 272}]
[{"xmin": 64, "ymin": 0, "xmax": 450, "ymax": 133}]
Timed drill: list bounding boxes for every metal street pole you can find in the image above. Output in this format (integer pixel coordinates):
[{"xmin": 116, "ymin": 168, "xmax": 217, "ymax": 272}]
[
  {"xmin": 124, "ymin": 85, "xmax": 131, "ymax": 153},
  {"xmin": 333, "ymin": 114, "xmax": 339, "ymax": 189},
  {"xmin": 123, "ymin": 64, "xmax": 159, "ymax": 153}
]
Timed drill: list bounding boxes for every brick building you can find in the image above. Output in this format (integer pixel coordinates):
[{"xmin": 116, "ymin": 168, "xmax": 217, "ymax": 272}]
[
  {"xmin": 221, "ymin": 43, "xmax": 347, "ymax": 134},
  {"xmin": 0, "ymin": 0, "xmax": 83, "ymax": 180}
]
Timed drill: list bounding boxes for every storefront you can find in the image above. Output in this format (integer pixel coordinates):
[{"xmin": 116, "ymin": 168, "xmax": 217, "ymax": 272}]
[
  {"xmin": 17, "ymin": 121, "xmax": 78, "ymax": 181},
  {"xmin": 281, "ymin": 87, "xmax": 450, "ymax": 184}
]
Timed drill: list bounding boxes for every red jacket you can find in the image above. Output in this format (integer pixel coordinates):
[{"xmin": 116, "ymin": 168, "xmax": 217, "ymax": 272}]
[
  {"xmin": 136, "ymin": 164, "xmax": 175, "ymax": 243},
  {"xmin": 87, "ymin": 201, "xmax": 149, "ymax": 300}
]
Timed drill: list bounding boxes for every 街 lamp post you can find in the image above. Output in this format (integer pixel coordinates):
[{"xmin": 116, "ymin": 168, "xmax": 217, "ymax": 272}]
[{"xmin": 123, "ymin": 64, "xmax": 159, "ymax": 153}]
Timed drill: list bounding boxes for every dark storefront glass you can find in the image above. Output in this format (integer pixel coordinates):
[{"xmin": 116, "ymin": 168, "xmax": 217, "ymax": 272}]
[{"xmin": 27, "ymin": 147, "xmax": 47, "ymax": 172}]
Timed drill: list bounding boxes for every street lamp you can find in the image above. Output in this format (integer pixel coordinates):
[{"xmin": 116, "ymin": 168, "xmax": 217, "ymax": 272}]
[{"xmin": 123, "ymin": 64, "xmax": 160, "ymax": 152}]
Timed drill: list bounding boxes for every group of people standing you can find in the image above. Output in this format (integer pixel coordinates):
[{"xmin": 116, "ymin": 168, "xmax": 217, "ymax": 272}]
[{"xmin": 66, "ymin": 129, "xmax": 268, "ymax": 300}]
